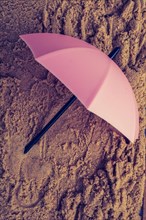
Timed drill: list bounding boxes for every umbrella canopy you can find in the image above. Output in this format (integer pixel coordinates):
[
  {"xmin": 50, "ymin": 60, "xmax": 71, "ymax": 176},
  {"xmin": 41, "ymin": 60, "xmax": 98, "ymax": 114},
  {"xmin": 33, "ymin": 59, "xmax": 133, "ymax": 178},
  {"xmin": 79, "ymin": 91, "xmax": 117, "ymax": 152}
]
[{"xmin": 20, "ymin": 33, "xmax": 139, "ymax": 143}]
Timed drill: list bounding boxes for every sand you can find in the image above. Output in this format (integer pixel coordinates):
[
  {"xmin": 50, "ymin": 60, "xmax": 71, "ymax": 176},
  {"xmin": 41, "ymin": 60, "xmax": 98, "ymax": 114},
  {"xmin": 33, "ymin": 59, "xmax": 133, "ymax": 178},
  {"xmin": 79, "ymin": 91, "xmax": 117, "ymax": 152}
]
[{"xmin": 0, "ymin": 0, "xmax": 145, "ymax": 219}]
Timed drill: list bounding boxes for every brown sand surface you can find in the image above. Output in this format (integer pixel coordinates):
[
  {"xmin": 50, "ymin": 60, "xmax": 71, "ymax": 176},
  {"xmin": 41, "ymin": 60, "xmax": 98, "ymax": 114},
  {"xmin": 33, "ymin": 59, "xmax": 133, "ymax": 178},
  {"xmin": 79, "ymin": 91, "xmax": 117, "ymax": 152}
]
[{"xmin": 0, "ymin": 0, "xmax": 146, "ymax": 219}]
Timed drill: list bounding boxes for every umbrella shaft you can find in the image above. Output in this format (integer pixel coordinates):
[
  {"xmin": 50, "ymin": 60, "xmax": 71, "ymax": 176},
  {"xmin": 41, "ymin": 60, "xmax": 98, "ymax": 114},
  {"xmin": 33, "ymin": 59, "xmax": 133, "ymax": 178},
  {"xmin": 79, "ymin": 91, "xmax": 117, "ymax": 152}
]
[{"xmin": 24, "ymin": 95, "xmax": 76, "ymax": 153}]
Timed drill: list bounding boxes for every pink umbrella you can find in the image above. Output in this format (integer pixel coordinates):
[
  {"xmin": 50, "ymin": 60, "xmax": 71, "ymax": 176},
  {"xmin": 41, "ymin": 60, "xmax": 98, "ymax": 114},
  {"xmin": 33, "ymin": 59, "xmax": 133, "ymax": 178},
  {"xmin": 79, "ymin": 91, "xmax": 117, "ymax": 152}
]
[{"xmin": 20, "ymin": 33, "xmax": 139, "ymax": 154}]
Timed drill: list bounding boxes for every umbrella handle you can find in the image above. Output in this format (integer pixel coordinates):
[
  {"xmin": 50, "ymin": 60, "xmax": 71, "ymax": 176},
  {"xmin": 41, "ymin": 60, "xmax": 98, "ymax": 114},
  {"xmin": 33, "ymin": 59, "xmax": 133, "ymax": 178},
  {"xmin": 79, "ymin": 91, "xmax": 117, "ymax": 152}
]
[
  {"xmin": 24, "ymin": 47, "xmax": 120, "ymax": 154},
  {"xmin": 24, "ymin": 95, "xmax": 76, "ymax": 154}
]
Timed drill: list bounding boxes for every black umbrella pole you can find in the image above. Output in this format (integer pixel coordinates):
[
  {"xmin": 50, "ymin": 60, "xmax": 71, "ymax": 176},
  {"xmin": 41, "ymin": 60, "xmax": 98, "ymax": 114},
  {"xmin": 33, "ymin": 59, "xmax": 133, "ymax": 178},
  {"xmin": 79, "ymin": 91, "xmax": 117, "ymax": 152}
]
[
  {"xmin": 24, "ymin": 95, "xmax": 76, "ymax": 154},
  {"xmin": 24, "ymin": 47, "xmax": 120, "ymax": 154}
]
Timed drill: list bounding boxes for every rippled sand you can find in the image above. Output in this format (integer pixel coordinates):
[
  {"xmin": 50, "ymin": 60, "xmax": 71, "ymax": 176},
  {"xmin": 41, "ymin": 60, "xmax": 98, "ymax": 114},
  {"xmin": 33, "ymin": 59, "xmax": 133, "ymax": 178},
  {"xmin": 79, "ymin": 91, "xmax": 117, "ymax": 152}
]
[{"xmin": 0, "ymin": 0, "xmax": 145, "ymax": 219}]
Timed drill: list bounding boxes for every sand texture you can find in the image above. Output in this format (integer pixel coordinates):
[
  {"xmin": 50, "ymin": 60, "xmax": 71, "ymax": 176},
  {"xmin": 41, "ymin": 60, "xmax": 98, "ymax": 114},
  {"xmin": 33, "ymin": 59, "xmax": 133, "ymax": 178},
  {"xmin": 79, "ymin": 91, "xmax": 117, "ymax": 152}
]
[{"xmin": 0, "ymin": 0, "xmax": 146, "ymax": 219}]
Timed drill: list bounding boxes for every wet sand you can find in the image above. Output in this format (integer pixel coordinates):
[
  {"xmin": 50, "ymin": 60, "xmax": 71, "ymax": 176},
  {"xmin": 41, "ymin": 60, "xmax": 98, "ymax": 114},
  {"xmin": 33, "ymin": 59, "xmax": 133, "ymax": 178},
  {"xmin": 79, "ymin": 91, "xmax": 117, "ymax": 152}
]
[{"xmin": 0, "ymin": 0, "xmax": 145, "ymax": 219}]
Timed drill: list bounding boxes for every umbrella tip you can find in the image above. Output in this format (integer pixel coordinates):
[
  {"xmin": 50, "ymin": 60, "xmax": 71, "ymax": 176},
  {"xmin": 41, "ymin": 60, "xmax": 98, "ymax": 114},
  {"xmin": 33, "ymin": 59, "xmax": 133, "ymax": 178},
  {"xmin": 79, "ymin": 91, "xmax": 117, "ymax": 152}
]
[
  {"xmin": 115, "ymin": 46, "xmax": 121, "ymax": 53},
  {"xmin": 109, "ymin": 47, "xmax": 120, "ymax": 59}
]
